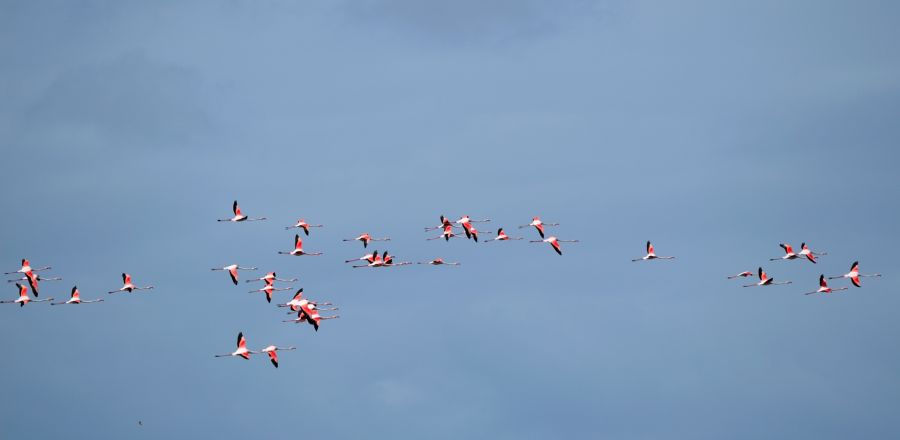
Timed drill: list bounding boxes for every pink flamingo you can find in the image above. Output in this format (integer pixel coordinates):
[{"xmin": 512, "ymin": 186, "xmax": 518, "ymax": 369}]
[
  {"xmin": 804, "ymin": 275, "xmax": 848, "ymax": 295},
  {"xmin": 285, "ymin": 218, "xmax": 323, "ymax": 235},
  {"xmin": 278, "ymin": 235, "xmax": 323, "ymax": 256},
  {"xmin": 632, "ymin": 241, "xmax": 676, "ymax": 262},
  {"xmin": 743, "ymin": 267, "xmax": 792, "ymax": 287},
  {"xmin": 214, "ymin": 332, "xmax": 256, "ymax": 360},
  {"xmin": 249, "ymin": 282, "xmax": 291, "ymax": 303},
  {"xmin": 245, "ymin": 272, "xmax": 296, "ymax": 284},
  {"xmin": 829, "ymin": 261, "xmax": 882, "ymax": 288},
  {"xmin": 1, "ymin": 283, "xmax": 52, "ymax": 307},
  {"xmin": 798, "ymin": 242, "xmax": 827, "ymax": 264},
  {"xmin": 259, "ymin": 345, "xmax": 296, "ymax": 368},
  {"xmin": 485, "ymin": 228, "xmax": 524, "ymax": 243},
  {"xmin": 4, "ymin": 258, "xmax": 51, "ymax": 275},
  {"xmin": 770, "ymin": 243, "xmax": 801, "ymax": 261},
  {"xmin": 418, "ymin": 258, "xmax": 460, "ymax": 266},
  {"xmin": 108, "ymin": 273, "xmax": 154, "ymax": 294},
  {"xmin": 51, "ymin": 286, "xmax": 104, "ymax": 305},
  {"xmin": 211, "ymin": 264, "xmax": 257, "ymax": 285},
  {"xmin": 343, "ymin": 233, "xmax": 390, "ymax": 248},
  {"xmin": 519, "ymin": 217, "xmax": 558, "ymax": 239},
  {"xmin": 530, "ymin": 236, "xmax": 579, "ymax": 255},
  {"xmin": 727, "ymin": 271, "xmax": 754, "ymax": 279},
  {"xmin": 217, "ymin": 200, "xmax": 266, "ymax": 222}
]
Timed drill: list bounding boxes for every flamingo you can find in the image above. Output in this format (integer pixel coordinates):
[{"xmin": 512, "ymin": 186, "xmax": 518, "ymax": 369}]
[
  {"xmin": 214, "ymin": 332, "xmax": 256, "ymax": 360},
  {"xmin": 278, "ymin": 235, "xmax": 323, "ymax": 256},
  {"xmin": 417, "ymin": 258, "xmax": 460, "ymax": 266},
  {"xmin": 770, "ymin": 243, "xmax": 801, "ymax": 261},
  {"xmin": 804, "ymin": 275, "xmax": 848, "ymax": 295},
  {"xmin": 829, "ymin": 261, "xmax": 882, "ymax": 288},
  {"xmin": 530, "ymin": 236, "xmax": 579, "ymax": 255},
  {"xmin": 632, "ymin": 241, "xmax": 676, "ymax": 262},
  {"xmin": 727, "ymin": 271, "xmax": 755, "ymax": 279},
  {"xmin": 283, "ymin": 303, "xmax": 339, "ymax": 324},
  {"xmin": 0, "ymin": 284, "xmax": 52, "ymax": 307},
  {"xmin": 285, "ymin": 218, "xmax": 323, "ymax": 235},
  {"xmin": 51, "ymin": 286, "xmax": 104, "ymax": 305},
  {"xmin": 461, "ymin": 222, "xmax": 492, "ymax": 242},
  {"xmin": 455, "ymin": 215, "xmax": 491, "ymax": 226},
  {"xmin": 211, "ymin": 264, "xmax": 257, "ymax": 285},
  {"xmin": 4, "ymin": 258, "xmax": 51, "ymax": 275},
  {"xmin": 352, "ymin": 250, "xmax": 384, "ymax": 268},
  {"xmin": 485, "ymin": 227, "xmax": 524, "ymax": 243},
  {"xmin": 519, "ymin": 217, "xmax": 558, "ymax": 239},
  {"xmin": 798, "ymin": 242, "xmax": 827, "ymax": 264},
  {"xmin": 342, "ymin": 233, "xmax": 390, "ymax": 248},
  {"xmin": 245, "ymin": 272, "xmax": 296, "ymax": 283},
  {"xmin": 427, "ymin": 224, "xmax": 462, "ymax": 241},
  {"xmin": 107, "ymin": 273, "xmax": 154, "ymax": 294},
  {"xmin": 7, "ymin": 273, "xmax": 62, "ymax": 283},
  {"xmin": 249, "ymin": 282, "xmax": 291, "ymax": 303},
  {"xmin": 743, "ymin": 267, "xmax": 792, "ymax": 287},
  {"xmin": 344, "ymin": 252, "xmax": 377, "ymax": 264},
  {"xmin": 259, "ymin": 345, "xmax": 296, "ymax": 368},
  {"xmin": 217, "ymin": 200, "xmax": 266, "ymax": 222},
  {"xmin": 425, "ymin": 215, "xmax": 456, "ymax": 232},
  {"xmin": 298, "ymin": 302, "xmax": 340, "ymax": 332},
  {"xmin": 382, "ymin": 251, "xmax": 412, "ymax": 267},
  {"xmin": 277, "ymin": 288, "xmax": 334, "ymax": 313}
]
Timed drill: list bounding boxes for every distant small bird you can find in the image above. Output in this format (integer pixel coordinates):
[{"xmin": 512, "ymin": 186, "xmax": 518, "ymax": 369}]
[
  {"xmin": 214, "ymin": 332, "xmax": 256, "ymax": 360},
  {"xmin": 278, "ymin": 235, "xmax": 323, "ymax": 256},
  {"xmin": 108, "ymin": 273, "xmax": 154, "ymax": 294},
  {"xmin": 829, "ymin": 261, "xmax": 882, "ymax": 288},
  {"xmin": 455, "ymin": 215, "xmax": 491, "ymax": 226},
  {"xmin": 530, "ymin": 236, "xmax": 579, "ymax": 255},
  {"xmin": 51, "ymin": 286, "xmax": 104, "ymax": 305},
  {"xmin": 519, "ymin": 217, "xmax": 558, "ymax": 239},
  {"xmin": 727, "ymin": 271, "xmax": 754, "ymax": 279},
  {"xmin": 217, "ymin": 200, "xmax": 266, "ymax": 222},
  {"xmin": 343, "ymin": 233, "xmax": 390, "ymax": 248},
  {"xmin": 632, "ymin": 241, "xmax": 675, "ymax": 262},
  {"xmin": 743, "ymin": 267, "xmax": 792, "ymax": 287},
  {"xmin": 427, "ymin": 224, "xmax": 462, "ymax": 241},
  {"xmin": 211, "ymin": 264, "xmax": 257, "ymax": 285},
  {"xmin": 804, "ymin": 275, "xmax": 848, "ymax": 295},
  {"xmin": 425, "ymin": 215, "xmax": 456, "ymax": 232},
  {"xmin": 285, "ymin": 218, "xmax": 323, "ymax": 235}
]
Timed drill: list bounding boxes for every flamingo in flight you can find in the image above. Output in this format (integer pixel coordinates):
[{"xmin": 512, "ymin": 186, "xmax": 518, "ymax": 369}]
[
  {"xmin": 214, "ymin": 332, "xmax": 256, "ymax": 360},
  {"xmin": 217, "ymin": 200, "xmax": 266, "ymax": 222},
  {"xmin": 632, "ymin": 241, "xmax": 676, "ymax": 262},
  {"xmin": 382, "ymin": 251, "xmax": 411, "ymax": 267},
  {"xmin": 425, "ymin": 215, "xmax": 457, "ymax": 232},
  {"xmin": 245, "ymin": 272, "xmax": 296, "ymax": 283},
  {"xmin": 455, "ymin": 215, "xmax": 491, "ymax": 227},
  {"xmin": 211, "ymin": 264, "xmax": 257, "ymax": 285},
  {"xmin": 829, "ymin": 261, "xmax": 882, "ymax": 288},
  {"xmin": 461, "ymin": 222, "xmax": 492, "ymax": 242},
  {"xmin": 743, "ymin": 267, "xmax": 792, "ymax": 287},
  {"xmin": 108, "ymin": 273, "xmax": 154, "ymax": 294},
  {"xmin": 283, "ymin": 302, "xmax": 340, "ymax": 325},
  {"xmin": 285, "ymin": 218, "xmax": 323, "ymax": 235},
  {"xmin": 343, "ymin": 233, "xmax": 390, "ymax": 248},
  {"xmin": 298, "ymin": 302, "xmax": 340, "ymax": 332},
  {"xmin": 4, "ymin": 259, "xmax": 51, "ymax": 275},
  {"xmin": 484, "ymin": 228, "xmax": 524, "ymax": 243},
  {"xmin": 519, "ymin": 217, "xmax": 558, "ymax": 239},
  {"xmin": 804, "ymin": 275, "xmax": 848, "ymax": 295},
  {"xmin": 259, "ymin": 345, "xmax": 296, "ymax": 368},
  {"xmin": 278, "ymin": 235, "xmax": 323, "ymax": 256},
  {"xmin": 249, "ymin": 283, "xmax": 291, "ymax": 303},
  {"xmin": 727, "ymin": 271, "xmax": 755, "ymax": 279},
  {"xmin": 7, "ymin": 273, "xmax": 62, "ymax": 283},
  {"xmin": 798, "ymin": 242, "xmax": 827, "ymax": 264},
  {"xmin": 352, "ymin": 250, "xmax": 383, "ymax": 268},
  {"xmin": 51, "ymin": 286, "xmax": 104, "ymax": 305},
  {"xmin": 277, "ymin": 288, "xmax": 334, "ymax": 313},
  {"xmin": 427, "ymin": 224, "xmax": 462, "ymax": 241},
  {"xmin": 530, "ymin": 236, "xmax": 579, "ymax": 255},
  {"xmin": 770, "ymin": 243, "xmax": 802, "ymax": 261},
  {"xmin": 418, "ymin": 258, "xmax": 460, "ymax": 266},
  {"xmin": 0, "ymin": 284, "xmax": 52, "ymax": 307},
  {"xmin": 345, "ymin": 252, "xmax": 377, "ymax": 264}
]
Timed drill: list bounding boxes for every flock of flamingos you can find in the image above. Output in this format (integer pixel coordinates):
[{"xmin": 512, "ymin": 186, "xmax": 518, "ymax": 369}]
[{"xmin": 3, "ymin": 200, "xmax": 883, "ymax": 369}]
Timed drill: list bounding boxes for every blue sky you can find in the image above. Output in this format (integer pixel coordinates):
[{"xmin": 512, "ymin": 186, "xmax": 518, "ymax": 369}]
[{"xmin": 2, "ymin": 1, "xmax": 899, "ymax": 438}]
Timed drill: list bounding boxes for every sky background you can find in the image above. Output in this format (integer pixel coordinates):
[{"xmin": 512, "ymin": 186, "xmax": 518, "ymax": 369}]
[{"xmin": 2, "ymin": 1, "xmax": 899, "ymax": 438}]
